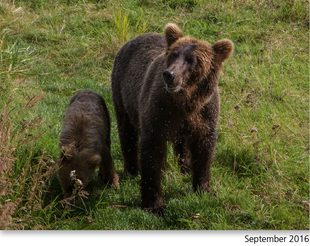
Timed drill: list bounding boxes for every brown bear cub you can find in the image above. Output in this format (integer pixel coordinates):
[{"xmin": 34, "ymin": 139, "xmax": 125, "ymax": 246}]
[
  {"xmin": 57, "ymin": 90, "xmax": 119, "ymax": 199},
  {"xmin": 111, "ymin": 23, "xmax": 233, "ymax": 215}
]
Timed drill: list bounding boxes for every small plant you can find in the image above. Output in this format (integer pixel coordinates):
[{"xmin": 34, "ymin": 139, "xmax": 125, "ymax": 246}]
[
  {"xmin": 134, "ymin": 15, "xmax": 148, "ymax": 36},
  {"xmin": 113, "ymin": 10, "xmax": 130, "ymax": 44},
  {"xmin": 112, "ymin": 9, "xmax": 148, "ymax": 44}
]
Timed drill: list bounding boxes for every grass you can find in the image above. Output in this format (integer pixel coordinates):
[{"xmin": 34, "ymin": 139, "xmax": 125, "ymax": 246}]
[{"xmin": 0, "ymin": 0, "xmax": 308, "ymax": 230}]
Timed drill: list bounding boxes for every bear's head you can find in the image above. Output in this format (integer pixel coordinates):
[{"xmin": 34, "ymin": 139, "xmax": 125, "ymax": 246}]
[{"xmin": 163, "ymin": 23, "xmax": 233, "ymax": 93}]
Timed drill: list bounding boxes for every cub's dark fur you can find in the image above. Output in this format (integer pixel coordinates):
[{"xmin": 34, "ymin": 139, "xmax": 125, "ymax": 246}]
[{"xmin": 58, "ymin": 90, "xmax": 119, "ymax": 199}]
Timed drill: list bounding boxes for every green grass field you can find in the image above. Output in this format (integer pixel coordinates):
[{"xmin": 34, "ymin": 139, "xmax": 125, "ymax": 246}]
[{"xmin": 0, "ymin": 0, "xmax": 308, "ymax": 230}]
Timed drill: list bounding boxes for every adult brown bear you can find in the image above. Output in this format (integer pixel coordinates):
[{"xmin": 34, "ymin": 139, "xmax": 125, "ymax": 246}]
[
  {"xmin": 58, "ymin": 90, "xmax": 119, "ymax": 199},
  {"xmin": 111, "ymin": 23, "xmax": 233, "ymax": 215}
]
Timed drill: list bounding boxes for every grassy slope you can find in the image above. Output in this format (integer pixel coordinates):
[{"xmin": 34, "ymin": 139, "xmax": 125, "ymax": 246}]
[{"xmin": 0, "ymin": 0, "xmax": 308, "ymax": 230}]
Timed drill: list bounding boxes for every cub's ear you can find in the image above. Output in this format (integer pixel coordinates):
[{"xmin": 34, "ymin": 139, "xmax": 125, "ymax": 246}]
[
  {"xmin": 212, "ymin": 39, "xmax": 234, "ymax": 62},
  {"xmin": 164, "ymin": 23, "xmax": 183, "ymax": 47},
  {"xmin": 89, "ymin": 154, "xmax": 101, "ymax": 166},
  {"xmin": 60, "ymin": 145, "xmax": 73, "ymax": 160}
]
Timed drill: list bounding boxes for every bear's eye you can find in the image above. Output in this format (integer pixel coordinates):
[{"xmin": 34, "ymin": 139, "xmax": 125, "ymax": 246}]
[
  {"xmin": 186, "ymin": 57, "xmax": 194, "ymax": 65},
  {"xmin": 186, "ymin": 55, "xmax": 196, "ymax": 66},
  {"xmin": 171, "ymin": 51, "xmax": 178, "ymax": 59}
]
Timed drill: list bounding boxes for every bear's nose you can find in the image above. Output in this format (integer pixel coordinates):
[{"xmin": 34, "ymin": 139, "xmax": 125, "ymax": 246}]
[{"xmin": 163, "ymin": 69, "xmax": 175, "ymax": 84}]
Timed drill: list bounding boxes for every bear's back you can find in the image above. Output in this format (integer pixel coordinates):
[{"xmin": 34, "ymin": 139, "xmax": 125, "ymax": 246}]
[
  {"xmin": 113, "ymin": 33, "xmax": 166, "ymax": 78},
  {"xmin": 111, "ymin": 33, "xmax": 167, "ymax": 126},
  {"xmin": 118, "ymin": 33, "xmax": 166, "ymax": 60}
]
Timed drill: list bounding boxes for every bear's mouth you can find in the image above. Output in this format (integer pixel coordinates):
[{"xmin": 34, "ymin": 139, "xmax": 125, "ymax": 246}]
[{"xmin": 166, "ymin": 84, "xmax": 181, "ymax": 92}]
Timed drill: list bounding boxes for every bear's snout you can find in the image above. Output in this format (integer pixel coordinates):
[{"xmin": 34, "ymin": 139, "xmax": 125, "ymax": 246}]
[
  {"xmin": 163, "ymin": 69, "xmax": 175, "ymax": 85},
  {"xmin": 163, "ymin": 69, "xmax": 181, "ymax": 92}
]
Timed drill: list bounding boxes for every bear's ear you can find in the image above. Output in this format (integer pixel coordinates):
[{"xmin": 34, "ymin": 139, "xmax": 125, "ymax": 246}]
[
  {"xmin": 212, "ymin": 39, "xmax": 234, "ymax": 63},
  {"xmin": 164, "ymin": 23, "xmax": 183, "ymax": 47}
]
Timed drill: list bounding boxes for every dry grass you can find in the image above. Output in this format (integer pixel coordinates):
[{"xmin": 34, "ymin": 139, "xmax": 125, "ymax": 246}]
[{"xmin": 0, "ymin": 89, "xmax": 57, "ymax": 229}]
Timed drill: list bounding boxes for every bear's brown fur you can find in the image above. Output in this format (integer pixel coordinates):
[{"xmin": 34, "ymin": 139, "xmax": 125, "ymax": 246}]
[
  {"xmin": 57, "ymin": 90, "xmax": 119, "ymax": 199},
  {"xmin": 111, "ymin": 23, "xmax": 233, "ymax": 215}
]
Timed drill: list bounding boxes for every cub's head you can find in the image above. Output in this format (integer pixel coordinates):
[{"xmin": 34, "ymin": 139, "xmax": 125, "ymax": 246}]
[
  {"xmin": 163, "ymin": 23, "xmax": 233, "ymax": 93},
  {"xmin": 57, "ymin": 144, "xmax": 101, "ymax": 198}
]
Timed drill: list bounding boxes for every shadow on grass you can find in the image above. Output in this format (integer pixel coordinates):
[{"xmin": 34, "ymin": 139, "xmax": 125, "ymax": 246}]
[{"xmin": 215, "ymin": 145, "xmax": 265, "ymax": 178}]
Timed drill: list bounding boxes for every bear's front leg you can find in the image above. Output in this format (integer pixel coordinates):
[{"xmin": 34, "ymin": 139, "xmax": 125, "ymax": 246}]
[
  {"xmin": 139, "ymin": 134, "xmax": 166, "ymax": 216},
  {"xmin": 189, "ymin": 132, "xmax": 217, "ymax": 192},
  {"xmin": 174, "ymin": 137, "xmax": 192, "ymax": 174}
]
